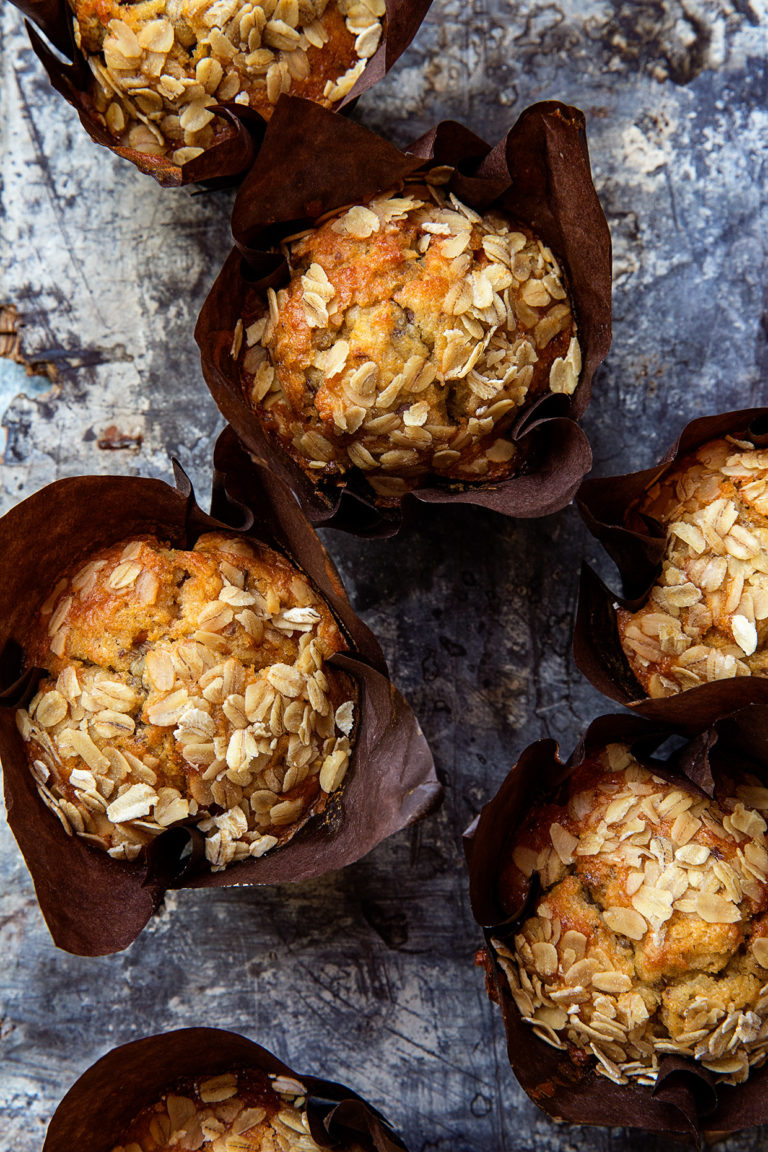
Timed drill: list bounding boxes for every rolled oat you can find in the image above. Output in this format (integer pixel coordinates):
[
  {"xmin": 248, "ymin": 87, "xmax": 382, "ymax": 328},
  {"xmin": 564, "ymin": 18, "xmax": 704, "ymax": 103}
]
[
  {"xmin": 498, "ymin": 743, "xmax": 768, "ymax": 1088},
  {"xmin": 17, "ymin": 532, "xmax": 356, "ymax": 870},
  {"xmin": 238, "ymin": 175, "xmax": 580, "ymax": 501}
]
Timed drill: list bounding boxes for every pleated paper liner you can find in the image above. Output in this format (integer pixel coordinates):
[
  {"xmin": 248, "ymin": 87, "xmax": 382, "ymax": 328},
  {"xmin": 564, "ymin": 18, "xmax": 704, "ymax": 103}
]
[
  {"xmin": 11, "ymin": 0, "xmax": 432, "ymax": 186},
  {"xmin": 464, "ymin": 708, "xmax": 768, "ymax": 1140},
  {"xmin": 195, "ymin": 96, "xmax": 612, "ymax": 535},
  {"xmin": 575, "ymin": 408, "xmax": 768, "ymax": 732},
  {"xmin": 43, "ymin": 1027, "xmax": 408, "ymax": 1151},
  {"xmin": 0, "ymin": 428, "xmax": 440, "ymax": 955}
]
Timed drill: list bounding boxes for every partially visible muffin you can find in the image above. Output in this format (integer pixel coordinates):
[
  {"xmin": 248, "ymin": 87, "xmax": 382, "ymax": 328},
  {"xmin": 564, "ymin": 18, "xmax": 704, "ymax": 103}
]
[
  {"xmin": 70, "ymin": 0, "xmax": 384, "ymax": 162},
  {"xmin": 237, "ymin": 173, "xmax": 581, "ymax": 501},
  {"xmin": 617, "ymin": 438, "xmax": 768, "ymax": 698},
  {"xmin": 111, "ymin": 1065, "xmax": 365, "ymax": 1152},
  {"xmin": 496, "ymin": 743, "xmax": 768, "ymax": 1087},
  {"xmin": 17, "ymin": 532, "xmax": 355, "ymax": 869}
]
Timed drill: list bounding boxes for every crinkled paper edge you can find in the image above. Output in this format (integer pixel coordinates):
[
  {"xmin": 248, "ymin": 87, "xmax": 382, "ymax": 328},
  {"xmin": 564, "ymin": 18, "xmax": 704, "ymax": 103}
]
[
  {"xmin": 43, "ymin": 1027, "xmax": 409, "ymax": 1151},
  {"xmin": 12, "ymin": 0, "xmax": 432, "ymax": 186},
  {"xmin": 574, "ymin": 408, "xmax": 768, "ymax": 731},
  {"xmin": 195, "ymin": 96, "xmax": 612, "ymax": 535},
  {"xmin": 0, "ymin": 428, "xmax": 440, "ymax": 955},
  {"xmin": 463, "ymin": 708, "xmax": 768, "ymax": 1138}
]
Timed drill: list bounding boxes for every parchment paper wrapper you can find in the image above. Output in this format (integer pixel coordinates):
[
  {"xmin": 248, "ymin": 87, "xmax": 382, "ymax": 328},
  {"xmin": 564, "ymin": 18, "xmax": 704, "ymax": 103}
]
[
  {"xmin": 463, "ymin": 709, "xmax": 768, "ymax": 1140},
  {"xmin": 11, "ymin": 0, "xmax": 431, "ymax": 187},
  {"xmin": 44, "ymin": 1027, "xmax": 409, "ymax": 1151},
  {"xmin": 0, "ymin": 427, "xmax": 440, "ymax": 955},
  {"xmin": 195, "ymin": 97, "xmax": 612, "ymax": 535},
  {"xmin": 575, "ymin": 408, "xmax": 768, "ymax": 731}
]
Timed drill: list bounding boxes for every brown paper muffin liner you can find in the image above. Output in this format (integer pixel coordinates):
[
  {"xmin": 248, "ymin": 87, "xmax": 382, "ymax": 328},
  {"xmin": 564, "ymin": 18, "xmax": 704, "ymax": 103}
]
[
  {"xmin": 43, "ymin": 1027, "xmax": 409, "ymax": 1151},
  {"xmin": 0, "ymin": 428, "xmax": 441, "ymax": 955},
  {"xmin": 575, "ymin": 408, "xmax": 768, "ymax": 731},
  {"xmin": 463, "ymin": 708, "xmax": 768, "ymax": 1140},
  {"xmin": 11, "ymin": 0, "xmax": 431, "ymax": 187},
  {"xmin": 195, "ymin": 96, "xmax": 612, "ymax": 535}
]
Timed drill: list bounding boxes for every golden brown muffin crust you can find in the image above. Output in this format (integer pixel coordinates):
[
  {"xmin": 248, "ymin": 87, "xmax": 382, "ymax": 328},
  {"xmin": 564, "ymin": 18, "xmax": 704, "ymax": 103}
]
[
  {"xmin": 617, "ymin": 438, "xmax": 768, "ymax": 697},
  {"xmin": 238, "ymin": 175, "xmax": 580, "ymax": 502},
  {"xmin": 112, "ymin": 1067, "xmax": 366, "ymax": 1152},
  {"xmin": 69, "ymin": 0, "xmax": 382, "ymax": 161},
  {"xmin": 496, "ymin": 744, "xmax": 768, "ymax": 1088},
  {"xmin": 17, "ymin": 532, "xmax": 356, "ymax": 870}
]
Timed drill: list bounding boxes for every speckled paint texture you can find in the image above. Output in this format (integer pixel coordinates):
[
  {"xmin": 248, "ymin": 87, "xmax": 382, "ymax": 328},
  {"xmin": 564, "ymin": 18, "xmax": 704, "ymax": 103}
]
[{"xmin": 2, "ymin": 2, "xmax": 768, "ymax": 1149}]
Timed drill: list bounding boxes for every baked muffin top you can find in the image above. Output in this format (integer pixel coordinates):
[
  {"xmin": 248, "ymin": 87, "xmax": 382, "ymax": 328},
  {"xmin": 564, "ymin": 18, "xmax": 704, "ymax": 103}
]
[
  {"xmin": 111, "ymin": 1066, "xmax": 365, "ymax": 1151},
  {"xmin": 70, "ymin": 0, "xmax": 383, "ymax": 161},
  {"xmin": 17, "ymin": 532, "xmax": 355, "ymax": 869},
  {"xmin": 617, "ymin": 438, "xmax": 768, "ymax": 698},
  {"xmin": 237, "ymin": 173, "xmax": 580, "ymax": 502},
  {"xmin": 497, "ymin": 743, "xmax": 768, "ymax": 1087}
]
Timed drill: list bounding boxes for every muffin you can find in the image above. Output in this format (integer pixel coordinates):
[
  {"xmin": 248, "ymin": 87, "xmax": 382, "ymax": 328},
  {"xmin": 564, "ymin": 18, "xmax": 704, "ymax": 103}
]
[
  {"xmin": 236, "ymin": 174, "xmax": 580, "ymax": 502},
  {"xmin": 43, "ymin": 1028, "xmax": 409, "ymax": 1152},
  {"xmin": 0, "ymin": 457, "xmax": 439, "ymax": 955},
  {"xmin": 616, "ymin": 438, "xmax": 768, "ymax": 698},
  {"xmin": 16, "ymin": 530, "xmax": 355, "ymax": 870},
  {"xmin": 199, "ymin": 100, "xmax": 612, "ymax": 530},
  {"xmin": 111, "ymin": 1066, "xmax": 365, "ymax": 1152},
  {"xmin": 68, "ymin": 0, "xmax": 384, "ymax": 162},
  {"xmin": 496, "ymin": 740, "xmax": 768, "ymax": 1089}
]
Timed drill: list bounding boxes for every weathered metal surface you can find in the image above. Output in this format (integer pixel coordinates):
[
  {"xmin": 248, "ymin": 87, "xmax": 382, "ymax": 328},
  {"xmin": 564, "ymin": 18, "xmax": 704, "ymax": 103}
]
[{"xmin": 1, "ymin": 2, "xmax": 768, "ymax": 1149}]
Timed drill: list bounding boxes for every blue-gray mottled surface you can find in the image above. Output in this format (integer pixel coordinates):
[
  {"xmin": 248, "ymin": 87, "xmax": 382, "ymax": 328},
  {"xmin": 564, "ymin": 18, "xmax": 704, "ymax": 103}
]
[{"xmin": 2, "ymin": 2, "xmax": 768, "ymax": 1149}]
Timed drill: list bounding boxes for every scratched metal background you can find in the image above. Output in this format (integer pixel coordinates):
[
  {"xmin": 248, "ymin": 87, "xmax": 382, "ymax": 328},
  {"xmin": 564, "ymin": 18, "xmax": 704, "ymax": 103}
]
[{"xmin": 2, "ymin": 2, "xmax": 768, "ymax": 1149}]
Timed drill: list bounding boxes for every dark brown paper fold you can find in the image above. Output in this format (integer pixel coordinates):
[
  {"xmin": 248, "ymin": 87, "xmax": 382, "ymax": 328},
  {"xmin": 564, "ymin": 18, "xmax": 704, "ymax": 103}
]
[
  {"xmin": 575, "ymin": 408, "xmax": 768, "ymax": 730},
  {"xmin": 12, "ymin": 0, "xmax": 431, "ymax": 186},
  {"xmin": 43, "ymin": 1028, "xmax": 408, "ymax": 1151},
  {"xmin": 463, "ymin": 709, "xmax": 768, "ymax": 1138},
  {"xmin": 0, "ymin": 428, "xmax": 441, "ymax": 955},
  {"xmin": 195, "ymin": 97, "xmax": 611, "ymax": 535}
]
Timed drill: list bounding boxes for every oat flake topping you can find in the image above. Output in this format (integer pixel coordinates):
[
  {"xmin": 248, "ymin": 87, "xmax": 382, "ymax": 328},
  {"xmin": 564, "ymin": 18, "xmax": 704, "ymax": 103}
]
[
  {"xmin": 618, "ymin": 438, "xmax": 768, "ymax": 697},
  {"xmin": 499, "ymin": 744, "xmax": 768, "ymax": 1088},
  {"xmin": 71, "ymin": 0, "xmax": 383, "ymax": 161},
  {"xmin": 17, "ymin": 533, "xmax": 355, "ymax": 870},
  {"xmin": 238, "ymin": 173, "xmax": 580, "ymax": 500},
  {"xmin": 112, "ymin": 1067, "xmax": 366, "ymax": 1151}
]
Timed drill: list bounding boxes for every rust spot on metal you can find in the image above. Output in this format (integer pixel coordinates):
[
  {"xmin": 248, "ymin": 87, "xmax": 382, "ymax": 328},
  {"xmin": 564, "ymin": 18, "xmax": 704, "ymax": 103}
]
[{"xmin": 97, "ymin": 424, "xmax": 143, "ymax": 450}]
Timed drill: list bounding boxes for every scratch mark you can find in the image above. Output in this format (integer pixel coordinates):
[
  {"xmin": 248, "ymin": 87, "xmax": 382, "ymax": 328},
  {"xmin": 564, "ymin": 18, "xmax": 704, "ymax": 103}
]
[{"xmin": 14, "ymin": 74, "xmax": 109, "ymax": 329}]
